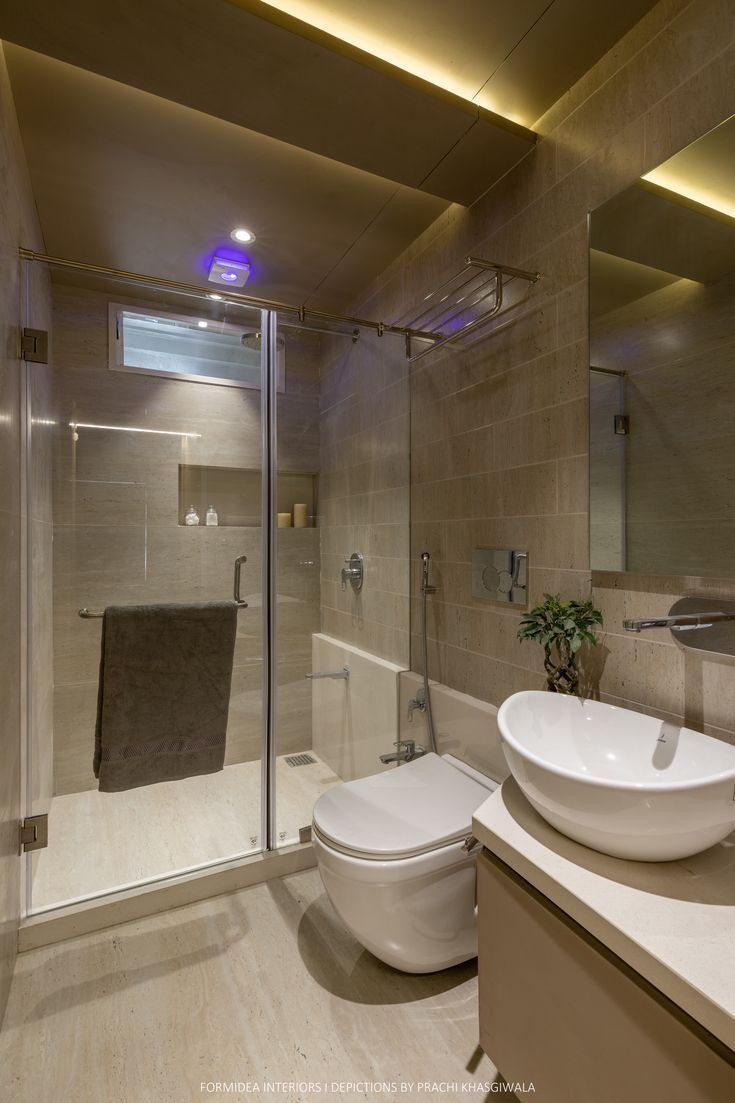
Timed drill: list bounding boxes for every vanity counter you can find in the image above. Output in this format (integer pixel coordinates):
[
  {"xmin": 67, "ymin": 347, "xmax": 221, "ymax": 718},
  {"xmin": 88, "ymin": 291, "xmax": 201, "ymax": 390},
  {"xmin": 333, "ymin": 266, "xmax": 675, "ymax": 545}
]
[{"xmin": 472, "ymin": 778, "xmax": 735, "ymax": 1052}]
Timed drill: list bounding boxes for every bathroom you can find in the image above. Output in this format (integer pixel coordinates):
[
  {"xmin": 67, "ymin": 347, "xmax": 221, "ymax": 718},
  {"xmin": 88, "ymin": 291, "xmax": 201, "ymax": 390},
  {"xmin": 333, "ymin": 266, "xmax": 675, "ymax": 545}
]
[{"xmin": 1, "ymin": 0, "xmax": 734, "ymax": 1099}]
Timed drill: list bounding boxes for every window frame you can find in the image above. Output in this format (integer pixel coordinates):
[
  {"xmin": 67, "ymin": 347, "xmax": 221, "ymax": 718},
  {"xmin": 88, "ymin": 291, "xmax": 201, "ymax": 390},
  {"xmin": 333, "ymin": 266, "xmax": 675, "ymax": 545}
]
[{"xmin": 108, "ymin": 301, "xmax": 285, "ymax": 392}]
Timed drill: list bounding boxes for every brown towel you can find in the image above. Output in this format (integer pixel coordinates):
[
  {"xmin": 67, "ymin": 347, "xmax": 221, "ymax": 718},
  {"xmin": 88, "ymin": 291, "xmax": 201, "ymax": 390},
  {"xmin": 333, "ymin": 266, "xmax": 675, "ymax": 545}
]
[{"xmin": 94, "ymin": 602, "xmax": 238, "ymax": 793}]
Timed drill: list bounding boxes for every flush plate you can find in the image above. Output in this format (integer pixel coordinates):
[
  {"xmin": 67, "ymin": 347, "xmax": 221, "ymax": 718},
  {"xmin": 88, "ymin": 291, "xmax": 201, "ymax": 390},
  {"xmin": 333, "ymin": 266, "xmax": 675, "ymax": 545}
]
[{"xmin": 472, "ymin": 548, "xmax": 528, "ymax": 605}]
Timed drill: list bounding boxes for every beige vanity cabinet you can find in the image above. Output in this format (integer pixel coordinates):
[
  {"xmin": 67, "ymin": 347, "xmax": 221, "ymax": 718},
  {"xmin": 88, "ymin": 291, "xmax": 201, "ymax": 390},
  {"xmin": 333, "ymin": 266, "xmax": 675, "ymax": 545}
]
[{"xmin": 477, "ymin": 850, "xmax": 735, "ymax": 1103}]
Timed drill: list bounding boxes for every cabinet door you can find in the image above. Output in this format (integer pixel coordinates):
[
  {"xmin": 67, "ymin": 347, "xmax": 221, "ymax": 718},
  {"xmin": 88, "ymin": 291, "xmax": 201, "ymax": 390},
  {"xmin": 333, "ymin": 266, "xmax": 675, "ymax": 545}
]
[{"xmin": 478, "ymin": 850, "xmax": 735, "ymax": 1103}]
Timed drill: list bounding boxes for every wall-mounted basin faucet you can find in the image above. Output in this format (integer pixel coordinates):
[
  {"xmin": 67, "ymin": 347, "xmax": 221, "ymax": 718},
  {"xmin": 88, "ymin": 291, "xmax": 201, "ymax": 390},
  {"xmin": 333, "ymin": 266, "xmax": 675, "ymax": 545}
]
[{"xmin": 624, "ymin": 612, "xmax": 735, "ymax": 632}]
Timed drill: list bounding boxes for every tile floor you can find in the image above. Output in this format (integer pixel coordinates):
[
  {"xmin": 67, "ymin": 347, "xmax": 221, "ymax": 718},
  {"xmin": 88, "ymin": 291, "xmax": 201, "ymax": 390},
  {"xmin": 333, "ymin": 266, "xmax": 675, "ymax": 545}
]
[
  {"xmin": 0, "ymin": 869, "xmax": 501, "ymax": 1103},
  {"xmin": 32, "ymin": 755, "xmax": 341, "ymax": 911}
]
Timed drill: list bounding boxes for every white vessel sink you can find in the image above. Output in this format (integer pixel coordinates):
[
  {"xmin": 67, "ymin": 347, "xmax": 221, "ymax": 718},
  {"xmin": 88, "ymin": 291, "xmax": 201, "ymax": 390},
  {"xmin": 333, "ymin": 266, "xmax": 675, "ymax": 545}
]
[{"xmin": 497, "ymin": 691, "xmax": 735, "ymax": 861}]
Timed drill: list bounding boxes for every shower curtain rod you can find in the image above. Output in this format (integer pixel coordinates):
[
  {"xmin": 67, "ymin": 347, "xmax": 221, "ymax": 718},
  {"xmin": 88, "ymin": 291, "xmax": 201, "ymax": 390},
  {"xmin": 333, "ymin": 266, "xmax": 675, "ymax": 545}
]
[{"xmin": 18, "ymin": 248, "xmax": 439, "ymax": 344}]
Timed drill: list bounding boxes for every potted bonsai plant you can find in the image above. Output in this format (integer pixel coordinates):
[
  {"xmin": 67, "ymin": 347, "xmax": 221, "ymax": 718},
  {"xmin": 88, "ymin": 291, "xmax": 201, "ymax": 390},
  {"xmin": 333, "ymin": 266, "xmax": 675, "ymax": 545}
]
[{"xmin": 517, "ymin": 593, "xmax": 603, "ymax": 694}]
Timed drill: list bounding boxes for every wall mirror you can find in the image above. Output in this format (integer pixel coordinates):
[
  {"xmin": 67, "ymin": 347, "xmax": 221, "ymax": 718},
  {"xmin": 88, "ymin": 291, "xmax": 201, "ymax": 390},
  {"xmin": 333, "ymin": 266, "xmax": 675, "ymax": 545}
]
[{"xmin": 589, "ymin": 113, "xmax": 735, "ymax": 578}]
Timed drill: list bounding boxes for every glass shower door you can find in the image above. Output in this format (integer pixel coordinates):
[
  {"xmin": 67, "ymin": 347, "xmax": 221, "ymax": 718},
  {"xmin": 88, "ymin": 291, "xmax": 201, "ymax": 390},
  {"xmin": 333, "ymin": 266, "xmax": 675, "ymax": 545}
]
[
  {"xmin": 25, "ymin": 263, "xmax": 270, "ymax": 911},
  {"xmin": 271, "ymin": 314, "xmax": 412, "ymax": 848}
]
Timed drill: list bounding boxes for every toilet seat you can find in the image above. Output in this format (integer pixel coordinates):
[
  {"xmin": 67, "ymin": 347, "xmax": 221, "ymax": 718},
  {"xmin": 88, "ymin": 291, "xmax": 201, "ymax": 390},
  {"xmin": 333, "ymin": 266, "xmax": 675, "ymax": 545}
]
[
  {"xmin": 312, "ymin": 753, "xmax": 498, "ymax": 972},
  {"xmin": 312, "ymin": 752, "xmax": 494, "ymax": 860}
]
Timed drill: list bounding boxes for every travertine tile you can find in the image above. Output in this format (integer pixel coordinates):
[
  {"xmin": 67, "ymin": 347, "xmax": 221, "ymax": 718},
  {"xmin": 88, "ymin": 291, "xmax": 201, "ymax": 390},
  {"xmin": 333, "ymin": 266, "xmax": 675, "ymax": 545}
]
[
  {"xmin": 349, "ymin": 0, "xmax": 735, "ymax": 736},
  {"xmin": 31, "ymin": 757, "xmax": 337, "ymax": 911},
  {"xmin": 0, "ymin": 869, "xmax": 495, "ymax": 1102}
]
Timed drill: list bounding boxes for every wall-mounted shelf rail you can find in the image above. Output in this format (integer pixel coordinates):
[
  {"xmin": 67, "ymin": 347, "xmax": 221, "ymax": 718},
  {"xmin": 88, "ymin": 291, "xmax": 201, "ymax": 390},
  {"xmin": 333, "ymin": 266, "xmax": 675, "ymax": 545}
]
[{"xmin": 399, "ymin": 256, "xmax": 541, "ymax": 363}]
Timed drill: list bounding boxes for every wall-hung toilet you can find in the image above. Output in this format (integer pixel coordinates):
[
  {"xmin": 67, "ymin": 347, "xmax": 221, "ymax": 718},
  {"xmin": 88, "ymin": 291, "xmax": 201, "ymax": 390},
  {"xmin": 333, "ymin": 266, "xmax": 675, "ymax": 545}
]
[{"xmin": 312, "ymin": 753, "xmax": 497, "ymax": 973}]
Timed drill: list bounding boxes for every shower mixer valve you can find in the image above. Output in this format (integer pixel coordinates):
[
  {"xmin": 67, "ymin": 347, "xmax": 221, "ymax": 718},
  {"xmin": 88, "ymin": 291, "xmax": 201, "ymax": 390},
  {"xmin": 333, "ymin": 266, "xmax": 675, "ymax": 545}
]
[
  {"xmin": 407, "ymin": 689, "xmax": 427, "ymax": 720},
  {"xmin": 341, "ymin": 551, "xmax": 364, "ymax": 592}
]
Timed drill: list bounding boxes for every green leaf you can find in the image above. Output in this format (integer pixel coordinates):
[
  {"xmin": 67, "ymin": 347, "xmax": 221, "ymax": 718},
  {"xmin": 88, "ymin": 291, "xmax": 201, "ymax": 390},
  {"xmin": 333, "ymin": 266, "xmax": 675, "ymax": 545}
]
[{"xmin": 516, "ymin": 592, "xmax": 604, "ymax": 650}]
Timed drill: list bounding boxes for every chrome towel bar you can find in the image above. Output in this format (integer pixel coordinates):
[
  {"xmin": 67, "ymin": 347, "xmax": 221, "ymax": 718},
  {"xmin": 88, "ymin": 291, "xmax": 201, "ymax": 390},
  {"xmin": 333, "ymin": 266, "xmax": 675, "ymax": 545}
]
[
  {"xmin": 79, "ymin": 555, "xmax": 249, "ymax": 618},
  {"xmin": 78, "ymin": 602, "xmax": 248, "ymax": 618}
]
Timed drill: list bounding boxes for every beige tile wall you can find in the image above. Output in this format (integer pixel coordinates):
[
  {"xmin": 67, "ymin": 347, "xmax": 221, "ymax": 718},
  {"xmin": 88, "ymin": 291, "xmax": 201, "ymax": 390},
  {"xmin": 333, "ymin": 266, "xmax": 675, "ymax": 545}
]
[
  {"xmin": 319, "ymin": 329, "xmax": 411, "ymax": 666},
  {"xmin": 51, "ymin": 286, "xmax": 321, "ymax": 793},
  {"xmin": 343, "ymin": 0, "xmax": 735, "ymax": 742},
  {"xmin": 589, "ymin": 370, "xmax": 625, "ymax": 571},
  {"xmin": 592, "ymin": 270, "xmax": 735, "ymax": 576},
  {"xmin": 0, "ymin": 44, "xmax": 52, "ymax": 1026}
]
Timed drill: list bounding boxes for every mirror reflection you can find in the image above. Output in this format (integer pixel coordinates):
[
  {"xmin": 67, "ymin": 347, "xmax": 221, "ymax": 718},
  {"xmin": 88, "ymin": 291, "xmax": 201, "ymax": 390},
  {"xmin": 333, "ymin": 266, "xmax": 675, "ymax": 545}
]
[{"xmin": 589, "ymin": 114, "xmax": 735, "ymax": 577}]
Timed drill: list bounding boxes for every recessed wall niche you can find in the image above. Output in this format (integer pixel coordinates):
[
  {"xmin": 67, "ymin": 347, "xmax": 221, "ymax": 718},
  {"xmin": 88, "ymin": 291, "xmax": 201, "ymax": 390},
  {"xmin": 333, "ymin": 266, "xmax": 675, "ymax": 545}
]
[{"xmin": 178, "ymin": 463, "xmax": 317, "ymax": 527}]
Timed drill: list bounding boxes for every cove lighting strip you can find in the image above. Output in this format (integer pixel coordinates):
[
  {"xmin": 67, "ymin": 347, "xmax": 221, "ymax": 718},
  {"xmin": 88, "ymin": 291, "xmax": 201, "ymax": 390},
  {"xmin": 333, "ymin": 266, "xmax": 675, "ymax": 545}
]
[{"xmin": 69, "ymin": 422, "xmax": 202, "ymax": 439}]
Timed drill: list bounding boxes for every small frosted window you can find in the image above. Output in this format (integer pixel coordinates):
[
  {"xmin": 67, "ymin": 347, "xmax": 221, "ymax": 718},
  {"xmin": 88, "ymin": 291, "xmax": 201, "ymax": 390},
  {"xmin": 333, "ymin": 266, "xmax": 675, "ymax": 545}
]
[{"xmin": 109, "ymin": 304, "xmax": 284, "ymax": 390}]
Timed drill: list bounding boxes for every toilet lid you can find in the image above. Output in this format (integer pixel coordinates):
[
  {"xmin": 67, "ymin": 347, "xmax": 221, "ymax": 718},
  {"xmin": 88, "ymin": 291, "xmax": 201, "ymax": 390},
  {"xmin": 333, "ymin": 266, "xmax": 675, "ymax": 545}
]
[{"xmin": 312, "ymin": 753, "xmax": 494, "ymax": 860}]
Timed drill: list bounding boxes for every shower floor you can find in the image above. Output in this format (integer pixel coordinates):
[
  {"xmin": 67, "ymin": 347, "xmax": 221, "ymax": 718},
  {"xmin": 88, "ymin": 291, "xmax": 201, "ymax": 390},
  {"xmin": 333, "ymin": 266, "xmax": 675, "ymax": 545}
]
[{"xmin": 31, "ymin": 752, "xmax": 341, "ymax": 912}]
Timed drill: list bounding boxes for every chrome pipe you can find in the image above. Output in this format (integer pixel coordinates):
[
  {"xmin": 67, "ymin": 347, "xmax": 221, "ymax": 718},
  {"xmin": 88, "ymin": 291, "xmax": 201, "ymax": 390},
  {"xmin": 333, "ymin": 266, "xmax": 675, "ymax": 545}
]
[
  {"xmin": 18, "ymin": 248, "xmax": 439, "ymax": 343},
  {"xmin": 419, "ymin": 551, "xmax": 438, "ymax": 754},
  {"xmin": 465, "ymin": 256, "xmax": 540, "ymax": 281}
]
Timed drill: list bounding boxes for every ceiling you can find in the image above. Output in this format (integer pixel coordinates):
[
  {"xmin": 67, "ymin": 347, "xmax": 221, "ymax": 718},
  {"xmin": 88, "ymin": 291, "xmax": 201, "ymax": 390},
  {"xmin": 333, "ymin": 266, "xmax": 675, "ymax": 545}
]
[
  {"xmin": 589, "ymin": 251, "xmax": 680, "ymax": 318},
  {"xmin": 643, "ymin": 113, "xmax": 735, "ymax": 219},
  {"xmin": 1, "ymin": 0, "xmax": 660, "ymax": 310},
  {"xmin": 255, "ymin": 0, "xmax": 659, "ymax": 127},
  {"xmin": 4, "ymin": 44, "xmax": 446, "ymax": 311},
  {"xmin": 591, "ymin": 112, "xmax": 735, "ymax": 318}
]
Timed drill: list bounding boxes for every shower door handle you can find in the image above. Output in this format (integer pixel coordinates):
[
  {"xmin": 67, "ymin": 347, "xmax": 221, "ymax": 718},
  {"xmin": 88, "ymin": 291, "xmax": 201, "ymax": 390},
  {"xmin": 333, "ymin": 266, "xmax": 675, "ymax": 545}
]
[{"xmin": 234, "ymin": 555, "xmax": 248, "ymax": 608}]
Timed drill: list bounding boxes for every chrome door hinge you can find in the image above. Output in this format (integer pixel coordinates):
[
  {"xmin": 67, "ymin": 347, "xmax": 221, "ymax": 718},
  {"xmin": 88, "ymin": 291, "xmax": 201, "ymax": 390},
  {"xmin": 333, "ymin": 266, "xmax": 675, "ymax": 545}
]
[
  {"xmin": 298, "ymin": 825, "xmax": 312, "ymax": 844},
  {"xmin": 19, "ymin": 814, "xmax": 48, "ymax": 854},
  {"xmin": 21, "ymin": 328, "xmax": 48, "ymax": 363}
]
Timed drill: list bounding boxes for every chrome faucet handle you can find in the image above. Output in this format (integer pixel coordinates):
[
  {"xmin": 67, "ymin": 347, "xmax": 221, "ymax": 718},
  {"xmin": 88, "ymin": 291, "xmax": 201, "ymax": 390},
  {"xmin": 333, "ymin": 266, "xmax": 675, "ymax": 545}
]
[
  {"xmin": 407, "ymin": 694, "xmax": 427, "ymax": 721},
  {"xmin": 340, "ymin": 551, "xmax": 364, "ymax": 592}
]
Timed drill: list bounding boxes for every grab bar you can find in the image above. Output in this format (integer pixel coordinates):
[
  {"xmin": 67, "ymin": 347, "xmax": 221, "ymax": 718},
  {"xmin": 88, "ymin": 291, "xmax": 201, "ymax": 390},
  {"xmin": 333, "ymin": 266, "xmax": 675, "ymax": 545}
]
[{"xmin": 79, "ymin": 555, "xmax": 250, "ymax": 618}]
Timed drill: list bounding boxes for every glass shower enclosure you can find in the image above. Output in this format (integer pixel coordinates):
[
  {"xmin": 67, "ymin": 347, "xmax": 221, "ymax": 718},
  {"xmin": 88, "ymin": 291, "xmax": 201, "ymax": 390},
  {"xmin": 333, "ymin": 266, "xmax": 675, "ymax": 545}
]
[{"xmin": 21, "ymin": 255, "xmax": 362, "ymax": 915}]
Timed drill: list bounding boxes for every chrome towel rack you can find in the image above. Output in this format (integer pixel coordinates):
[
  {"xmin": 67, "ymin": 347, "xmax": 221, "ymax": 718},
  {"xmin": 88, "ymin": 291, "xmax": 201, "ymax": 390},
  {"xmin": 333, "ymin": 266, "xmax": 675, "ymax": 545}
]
[
  {"xmin": 398, "ymin": 256, "xmax": 541, "ymax": 363},
  {"xmin": 78, "ymin": 555, "xmax": 249, "ymax": 618}
]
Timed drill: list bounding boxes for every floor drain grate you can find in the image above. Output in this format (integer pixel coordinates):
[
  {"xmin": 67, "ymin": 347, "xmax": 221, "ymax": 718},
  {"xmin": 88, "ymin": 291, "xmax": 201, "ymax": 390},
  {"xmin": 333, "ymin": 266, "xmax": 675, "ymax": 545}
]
[{"xmin": 284, "ymin": 753, "xmax": 317, "ymax": 768}]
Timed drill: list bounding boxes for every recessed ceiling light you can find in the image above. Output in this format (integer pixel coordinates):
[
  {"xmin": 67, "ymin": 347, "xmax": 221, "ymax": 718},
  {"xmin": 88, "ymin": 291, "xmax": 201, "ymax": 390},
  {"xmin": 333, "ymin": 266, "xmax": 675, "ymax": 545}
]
[
  {"xmin": 208, "ymin": 293, "xmax": 223, "ymax": 300},
  {"xmin": 231, "ymin": 227, "xmax": 256, "ymax": 244},
  {"xmin": 197, "ymin": 320, "xmax": 208, "ymax": 328}
]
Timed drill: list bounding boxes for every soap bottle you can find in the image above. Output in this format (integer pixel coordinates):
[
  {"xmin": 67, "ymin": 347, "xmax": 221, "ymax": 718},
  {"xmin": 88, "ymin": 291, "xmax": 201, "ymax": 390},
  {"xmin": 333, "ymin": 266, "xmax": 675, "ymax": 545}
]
[
  {"xmin": 206, "ymin": 505, "xmax": 219, "ymax": 527},
  {"xmin": 185, "ymin": 505, "xmax": 200, "ymax": 526}
]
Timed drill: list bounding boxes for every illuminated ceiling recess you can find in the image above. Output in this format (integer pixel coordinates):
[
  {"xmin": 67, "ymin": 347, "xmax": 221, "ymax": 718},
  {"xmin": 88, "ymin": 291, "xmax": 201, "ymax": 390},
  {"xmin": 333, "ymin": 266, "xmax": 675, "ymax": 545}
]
[
  {"xmin": 254, "ymin": 0, "xmax": 660, "ymax": 127},
  {"xmin": 0, "ymin": 0, "xmax": 659, "ymax": 209},
  {"xmin": 642, "ymin": 113, "xmax": 735, "ymax": 220}
]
